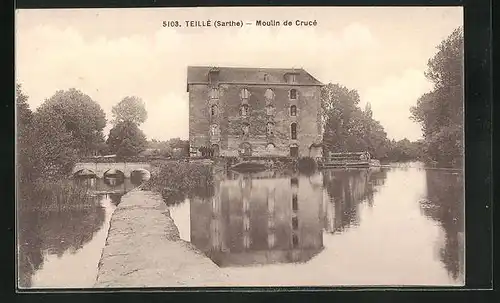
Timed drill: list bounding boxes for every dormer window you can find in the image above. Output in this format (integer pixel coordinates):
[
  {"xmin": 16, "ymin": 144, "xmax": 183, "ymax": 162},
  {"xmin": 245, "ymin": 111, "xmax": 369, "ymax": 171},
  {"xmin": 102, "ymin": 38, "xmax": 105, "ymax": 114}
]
[
  {"xmin": 289, "ymin": 89, "xmax": 297, "ymax": 100},
  {"xmin": 286, "ymin": 72, "xmax": 298, "ymax": 83},
  {"xmin": 210, "ymin": 88, "xmax": 219, "ymax": 99},
  {"xmin": 240, "ymin": 88, "xmax": 250, "ymax": 100},
  {"xmin": 208, "ymin": 67, "xmax": 220, "ymax": 83}
]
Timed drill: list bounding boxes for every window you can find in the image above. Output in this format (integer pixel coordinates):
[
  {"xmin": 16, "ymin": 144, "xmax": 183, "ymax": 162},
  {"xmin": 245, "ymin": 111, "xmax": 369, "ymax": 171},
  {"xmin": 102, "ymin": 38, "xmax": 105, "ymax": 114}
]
[
  {"xmin": 264, "ymin": 74, "xmax": 269, "ymax": 81},
  {"xmin": 266, "ymin": 122, "xmax": 274, "ymax": 136},
  {"xmin": 291, "ymin": 177, "xmax": 298, "ymax": 187},
  {"xmin": 266, "ymin": 105, "xmax": 275, "ymax": 116},
  {"xmin": 243, "ymin": 216, "xmax": 250, "ymax": 231},
  {"xmin": 265, "ymin": 89, "xmax": 275, "ymax": 102},
  {"xmin": 292, "ymin": 234, "xmax": 299, "ymax": 248},
  {"xmin": 268, "ymin": 217, "xmax": 275, "ymax": 229},
  {"xmin": 290, "ymin": 105, "xmax": 297, "ymax": 116},
  {"xmin": 240, "ymin": 142, "xmax": 252, "ymax": 156},
  {"xmin": 241, "ymin": 88, "xmax": 250, "ymax": 100},
  {"xmin": 268, "ymin": 233, "xmax": 276, "ymax": 248},
  {"xmin": 243, "ymin": 234, "xmax": 251, "ymax": 249},
  {"xmin": 211, "ymin": 104, "xmax": 218, "ymax": 116},
  {"xmin": 290, "ymin": 123, "xmax": 297, "ymax": 139},
  {"xmin": 292, "ymin": 194, "xmax": 298, "ymax": 211},
  {"xmin": 210, "ymin": 88, "xmax": 219, "ymax": 99},
  {"xmin": 210, "ymin": 124, "xmax": 220, "ymax": 136},
  {"xmin": 292, "ymin": 216, "xmax": 298, "ymax": 230},
  {"xmin": 211, "ymin": 144, "xmax": 219, "ymax": 157},
  {"xmin": 240, "ymin": 104, "xmax": 249, "ymax": 116},
  {"xmin": 290, "ymin": 146, "xmax": 298, "ymax": 158},
  {"xmin": 289, "ymin": 89, "xmax": 297, "ymax": 100},
  {"xmin": 242, "ymin": 123, "xmax": 250, "ymax": 136},
  {"xmin": 266, "ymin": 143, "xmax": 276, "ymax": 153}
]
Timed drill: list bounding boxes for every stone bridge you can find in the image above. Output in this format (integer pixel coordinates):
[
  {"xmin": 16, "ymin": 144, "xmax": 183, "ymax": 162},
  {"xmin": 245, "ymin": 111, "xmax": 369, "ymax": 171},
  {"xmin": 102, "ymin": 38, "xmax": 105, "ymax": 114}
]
[{"xmin": 72, "ymin": 162, "xmax": 152, "ymax": 178}]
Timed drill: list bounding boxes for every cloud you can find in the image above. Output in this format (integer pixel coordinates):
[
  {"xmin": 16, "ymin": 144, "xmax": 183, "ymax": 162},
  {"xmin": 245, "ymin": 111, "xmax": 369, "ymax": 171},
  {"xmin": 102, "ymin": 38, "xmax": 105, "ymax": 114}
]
[
  {"xmin": 361, "ymin": 69, "xmax": 433, "ymax": 141},
  {"xmin": 17, "ymin": 21, "xmax": 384, "ymax": 140}
]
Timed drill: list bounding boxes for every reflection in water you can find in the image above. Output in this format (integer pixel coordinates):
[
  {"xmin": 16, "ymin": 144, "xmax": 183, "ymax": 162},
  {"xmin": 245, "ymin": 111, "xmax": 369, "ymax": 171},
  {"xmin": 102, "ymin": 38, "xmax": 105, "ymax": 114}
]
[
  {"xmin": 17, "ymin": 173, "xmax": 146, "ymax": 288},
  {"xmin": 420, "ymin": 170, "xmax": 465, "ymax": 283},
  {"xmin": 190, "ymin": 170, "xmax": 325, "ymax": 266},
  {"xmin": 323, "ymin": 169, "xmax": 387, "ymax": 233},
  {"xmin": 169, "ymin": 164, "xmax": 464, "ymax": 285}
]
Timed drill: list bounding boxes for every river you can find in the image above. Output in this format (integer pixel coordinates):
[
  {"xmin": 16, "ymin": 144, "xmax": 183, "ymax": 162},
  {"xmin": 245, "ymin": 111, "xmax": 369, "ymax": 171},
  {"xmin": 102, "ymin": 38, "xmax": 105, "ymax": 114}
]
[
  {"xmin": 168, "ymin": 162, "xmax": 465, "ymax": 286},
  {"xmin": 17, "ymin": 174, "xmax": 146, "ymax": 289}
]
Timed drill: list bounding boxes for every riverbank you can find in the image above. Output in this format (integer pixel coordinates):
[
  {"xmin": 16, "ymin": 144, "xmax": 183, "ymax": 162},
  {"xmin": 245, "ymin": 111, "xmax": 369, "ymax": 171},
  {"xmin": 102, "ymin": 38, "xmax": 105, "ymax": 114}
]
[{"xmin": 94, "ymin": 188, "xmax": 230, "ymax": 287}]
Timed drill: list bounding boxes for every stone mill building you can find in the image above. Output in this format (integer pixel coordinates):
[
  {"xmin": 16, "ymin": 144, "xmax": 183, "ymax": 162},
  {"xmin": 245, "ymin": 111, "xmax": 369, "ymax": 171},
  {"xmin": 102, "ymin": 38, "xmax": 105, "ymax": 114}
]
[{"xmin": 187, "ymin": 66, "xmax": 324, "ymax": 158}]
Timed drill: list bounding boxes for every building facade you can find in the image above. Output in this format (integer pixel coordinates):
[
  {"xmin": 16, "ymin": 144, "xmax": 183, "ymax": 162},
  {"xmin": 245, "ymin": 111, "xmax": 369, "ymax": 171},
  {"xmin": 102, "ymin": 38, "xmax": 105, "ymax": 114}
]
[{"xmin": 187, "ymin": 66, "xmax": 324, "ymax": 158}]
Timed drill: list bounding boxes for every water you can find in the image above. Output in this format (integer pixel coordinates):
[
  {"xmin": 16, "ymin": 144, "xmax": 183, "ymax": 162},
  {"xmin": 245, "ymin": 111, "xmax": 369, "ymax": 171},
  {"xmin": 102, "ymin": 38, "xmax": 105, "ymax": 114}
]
[
  {"xmin": 169, "ymin": 162, "xmax": 465, "ymax": 286},
  {"xmin": 17, "ymin": 174, "xmax": 146, "ymax": 289}
]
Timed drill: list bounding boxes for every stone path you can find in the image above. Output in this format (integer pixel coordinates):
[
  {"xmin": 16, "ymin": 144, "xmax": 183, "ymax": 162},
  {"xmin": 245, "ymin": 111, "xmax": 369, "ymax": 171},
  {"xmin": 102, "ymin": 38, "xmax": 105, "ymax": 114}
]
[{"xmin": 94, "ymin": 189, "xmax": 230, "ymax": 288}]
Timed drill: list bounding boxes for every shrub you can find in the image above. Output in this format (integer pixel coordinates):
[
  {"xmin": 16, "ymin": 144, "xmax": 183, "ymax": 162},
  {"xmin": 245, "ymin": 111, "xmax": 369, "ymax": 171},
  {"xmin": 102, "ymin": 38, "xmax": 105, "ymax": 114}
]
[
  {"xmin": 143, "ymin": 161, "xmax": 213, "ymax": 205},
  {"xmin": 18, "ymin": 180, "xmax": 94, "ymax": 211},
  {"xmin": 296, "ymin": 157, "xmax": 318, "ymax": 175}
]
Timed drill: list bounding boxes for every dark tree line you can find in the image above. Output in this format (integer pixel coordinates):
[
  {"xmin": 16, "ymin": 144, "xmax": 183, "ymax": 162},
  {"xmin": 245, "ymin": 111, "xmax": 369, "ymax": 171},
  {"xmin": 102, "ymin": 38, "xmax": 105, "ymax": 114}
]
[
  {"xmin": 321, "ymin": 83, "xmax": 422, "ymax": 162},
  {"xmin": 322, "ymin": 27, "xmax": 463, "ymax": 167},
  {"xmin": 410, "ymin": 27, "xmax": 464, "ymax": 168},
  {"xmin": 16, "ymin": 86, "xmax": 150, "ymax": 189}
]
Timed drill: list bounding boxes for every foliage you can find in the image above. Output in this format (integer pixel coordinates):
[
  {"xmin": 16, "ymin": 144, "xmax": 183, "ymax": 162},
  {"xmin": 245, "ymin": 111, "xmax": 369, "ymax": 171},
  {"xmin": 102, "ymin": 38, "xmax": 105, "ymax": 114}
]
[
  {"xmin": 386, "ymin": 138, "xmax": 424, "ymax": 162},
  {"xmin": 35, "ymin": 88, "xmax": 107, "ymax": 157},
  {"xmin": 16, "ymin": 85, "xmax": 34, "ymax": 183},
  {"xmin": 321, "ymin": 83, "xmax": 390, "ymax": 160},
  {"xmin": 111, "ymin": 96, "xmax": 148, "ymax": 126},
  {"xmin": 17, "ymin": 86, "xmax": 80, "ymax": 182},
  {"xmin": 411, "ymin": 27, "xmax": 464, "ymax": 168},
  {"xmin": 107, "ymin": 120, "xmax": 148, "ymax": 158},
  {"xmin": 147, "ymin": 138, "xmax": 190, "ymax": 158},
  {"xmin": 143, "ymin": 161, "xmax": 213, "ymax": 205},
  {"xmin": 18, "ymin": 180, "xmax": 94, "ymax": 211}
]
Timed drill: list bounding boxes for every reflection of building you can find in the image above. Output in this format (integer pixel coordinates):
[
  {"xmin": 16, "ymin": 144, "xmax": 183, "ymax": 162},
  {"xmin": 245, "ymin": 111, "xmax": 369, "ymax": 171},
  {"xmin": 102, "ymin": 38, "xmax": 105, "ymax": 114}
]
[
  {"xmin": 190, "ymin": 171, "xmax": 324, "ymax": 267},
  {"xmin": 187, "ymin": 66, "xmax": 323, "ymax": 158},
  {"xmin": 322, "ymin": 169, "xmax": 386, "ymax": 233}
]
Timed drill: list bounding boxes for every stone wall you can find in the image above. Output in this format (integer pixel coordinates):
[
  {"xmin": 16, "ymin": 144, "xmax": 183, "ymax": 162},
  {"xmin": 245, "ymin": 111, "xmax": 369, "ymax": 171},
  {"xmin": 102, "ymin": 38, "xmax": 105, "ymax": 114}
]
[
  {"xmin": 94, "ymin": 189, "xmax": 230, "ymax": 287},
  {"xmin": 189, "ymin": 82, "xmax": 323, "ymax": 158}
]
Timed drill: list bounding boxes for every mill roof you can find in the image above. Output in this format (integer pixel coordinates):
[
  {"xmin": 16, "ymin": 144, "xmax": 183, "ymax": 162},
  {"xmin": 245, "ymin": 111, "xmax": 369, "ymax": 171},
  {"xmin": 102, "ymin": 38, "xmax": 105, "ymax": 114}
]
[{"xmin": 187, "ymin": 66, "xmax": 324, "ymax": 87}]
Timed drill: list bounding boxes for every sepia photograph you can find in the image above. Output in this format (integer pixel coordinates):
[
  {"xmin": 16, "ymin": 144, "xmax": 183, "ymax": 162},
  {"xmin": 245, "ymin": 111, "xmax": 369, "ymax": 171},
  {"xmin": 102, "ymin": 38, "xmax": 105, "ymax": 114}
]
[{"xmin": 15, "ymin": 6, "xmax": 464, "ymax": 289}]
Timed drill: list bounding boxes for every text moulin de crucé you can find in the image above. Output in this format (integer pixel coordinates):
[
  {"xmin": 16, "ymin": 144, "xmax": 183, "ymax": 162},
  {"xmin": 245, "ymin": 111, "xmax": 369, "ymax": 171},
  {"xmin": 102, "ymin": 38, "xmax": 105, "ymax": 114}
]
[{"xmin": 162, "ymin": 20, "xmax": 318, "ymax": 28}]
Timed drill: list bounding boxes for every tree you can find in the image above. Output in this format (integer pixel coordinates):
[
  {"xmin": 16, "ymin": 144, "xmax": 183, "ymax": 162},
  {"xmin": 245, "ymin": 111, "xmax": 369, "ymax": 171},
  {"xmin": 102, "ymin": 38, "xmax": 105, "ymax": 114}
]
[
  {"xmin": 111, "ymin": 96, "xmax": 148, "ymax": 126},
  {"xmin": 411, "ymin": 27, "xmax": 464, "ymax": 167},
  {"xmin": 321, "ymin": 83, "xmax": 363, "ymax": 153},
  {"xmin": 35, "ymin": 88, "xmax": 107, "ymax": 157},
  {"xmin": 107, "ymin": 121, "xmax": 147, "ymax": 158},
  {"xmin": 16, "ymin": 84, "xmax": 33, "ymax": 184}
]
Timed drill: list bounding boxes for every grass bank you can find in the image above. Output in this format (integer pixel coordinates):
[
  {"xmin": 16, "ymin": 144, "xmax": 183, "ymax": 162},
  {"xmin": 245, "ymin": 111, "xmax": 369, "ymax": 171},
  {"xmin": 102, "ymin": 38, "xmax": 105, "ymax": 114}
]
[{"xmin": 18, "ymin": 180, "xmax": 95, "ymax": 212}]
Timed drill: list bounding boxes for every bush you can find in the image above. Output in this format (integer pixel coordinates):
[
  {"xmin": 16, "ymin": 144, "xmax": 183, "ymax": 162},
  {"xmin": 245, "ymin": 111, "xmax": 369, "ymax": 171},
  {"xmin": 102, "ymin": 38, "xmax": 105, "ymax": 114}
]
[
  {"xmin": 143, "ymin": 161, "xmax": 214, "ymax": 205},
  {"xmin": 18, "ymin": 180, "xmax": 94, "ymax": 211},
  {"xmin": 296, "ymin": 157, "xmax": 318, "ymax": 175}
]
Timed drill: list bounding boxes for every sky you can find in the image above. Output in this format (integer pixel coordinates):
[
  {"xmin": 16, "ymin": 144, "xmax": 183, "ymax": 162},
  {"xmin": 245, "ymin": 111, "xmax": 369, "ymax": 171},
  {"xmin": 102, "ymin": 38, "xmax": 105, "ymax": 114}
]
[{"xmin": 16, "ymin": 7, "xmax": 463, "ymax": 141}]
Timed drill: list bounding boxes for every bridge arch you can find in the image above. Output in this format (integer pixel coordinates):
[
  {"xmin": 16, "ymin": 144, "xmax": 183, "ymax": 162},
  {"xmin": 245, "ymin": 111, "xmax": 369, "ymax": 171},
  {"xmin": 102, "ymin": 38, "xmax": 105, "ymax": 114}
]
[
  {"xmin": 130, "ymin": 168, "xmax": 151, "ymax": 181},
  {"xmin": 103, "ymin": 169, "xmax": 125, "ymax": 178},
  {"xmin": 73, "ymin": 169, "xmax": 97, "ymax": 178}
]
